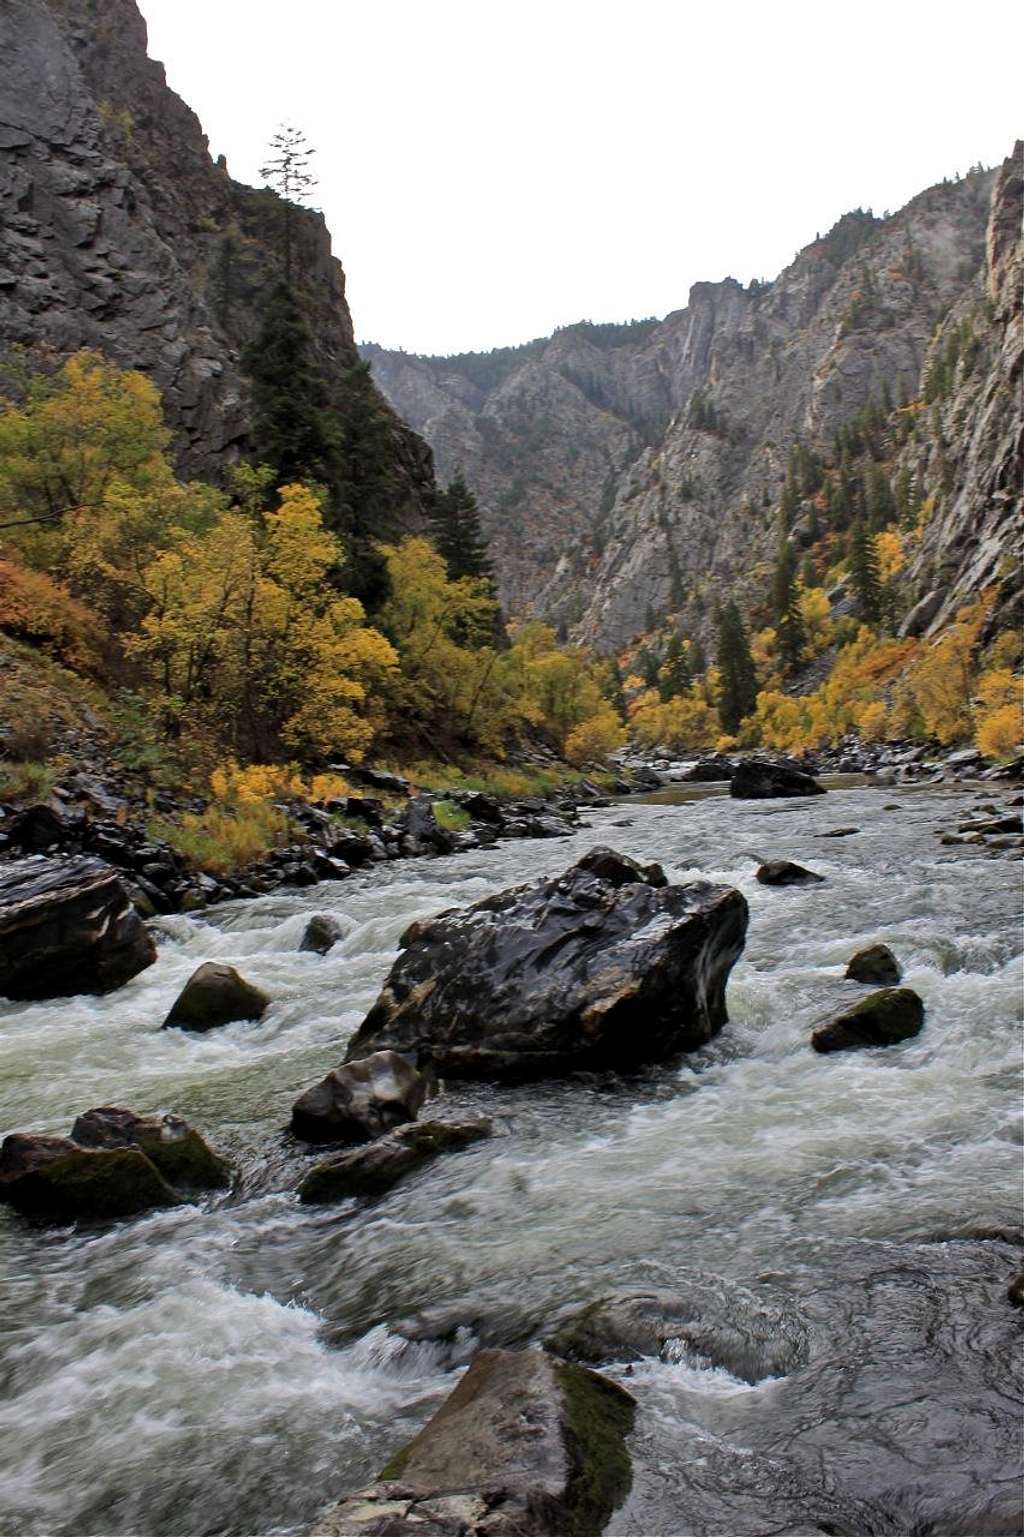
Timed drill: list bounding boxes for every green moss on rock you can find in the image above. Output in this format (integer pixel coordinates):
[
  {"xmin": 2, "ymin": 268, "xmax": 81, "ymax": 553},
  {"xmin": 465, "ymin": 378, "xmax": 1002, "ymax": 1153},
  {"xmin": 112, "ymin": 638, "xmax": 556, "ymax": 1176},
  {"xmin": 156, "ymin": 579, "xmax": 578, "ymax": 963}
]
[
  {"xmin": 5, "ymin": 1147, "xmax": 179, "ymax": 1221},
  {"xmin": 556, "ymin": 1359, "xmax": 636, "ymax": 1537}
]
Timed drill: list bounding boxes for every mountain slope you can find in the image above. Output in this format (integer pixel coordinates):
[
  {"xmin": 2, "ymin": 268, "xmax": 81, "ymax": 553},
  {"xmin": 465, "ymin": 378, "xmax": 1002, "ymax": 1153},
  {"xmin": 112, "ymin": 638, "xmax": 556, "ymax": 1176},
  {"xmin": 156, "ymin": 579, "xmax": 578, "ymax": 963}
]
[{"xmin": 365, "ymin": 159, "xmax": 1020, "ymax": 647}]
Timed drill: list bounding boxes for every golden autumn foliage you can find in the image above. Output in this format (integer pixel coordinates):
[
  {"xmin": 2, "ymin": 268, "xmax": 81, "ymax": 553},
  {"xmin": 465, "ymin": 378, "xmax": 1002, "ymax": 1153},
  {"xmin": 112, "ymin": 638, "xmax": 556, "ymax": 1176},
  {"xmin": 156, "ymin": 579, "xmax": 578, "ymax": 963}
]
[
  {"xmin": 630, "ymin": 685, "xmax": 719, "ymax": 752},
  {"xmin": 0, "ymin": 557, "xmax": 102, "ymax": 671},
  {"xmin": 564, "ymin": 707, "xmax": 626, "ymax": 766},
  {"xmin": 973, "ymin": 669, "xmax": 1023, "ymax": 759}
]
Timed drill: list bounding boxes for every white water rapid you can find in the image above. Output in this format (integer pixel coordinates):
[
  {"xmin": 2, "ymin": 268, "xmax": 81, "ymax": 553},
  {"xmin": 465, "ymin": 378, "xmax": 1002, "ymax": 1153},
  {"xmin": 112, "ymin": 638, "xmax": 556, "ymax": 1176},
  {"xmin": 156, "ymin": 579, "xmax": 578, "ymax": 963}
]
[{"xmin": 1, "ymin": 783, "xmax": 1021, "ymax": 1537}]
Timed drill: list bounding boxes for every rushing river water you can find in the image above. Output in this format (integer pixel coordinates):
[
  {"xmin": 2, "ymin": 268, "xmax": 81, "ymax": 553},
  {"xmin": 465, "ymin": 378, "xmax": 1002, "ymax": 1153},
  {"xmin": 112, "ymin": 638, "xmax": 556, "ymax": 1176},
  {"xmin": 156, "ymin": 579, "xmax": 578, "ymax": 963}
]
[{"xmin": 1, "ymin": 783, "xmax": 1021, "ymax": 1537}]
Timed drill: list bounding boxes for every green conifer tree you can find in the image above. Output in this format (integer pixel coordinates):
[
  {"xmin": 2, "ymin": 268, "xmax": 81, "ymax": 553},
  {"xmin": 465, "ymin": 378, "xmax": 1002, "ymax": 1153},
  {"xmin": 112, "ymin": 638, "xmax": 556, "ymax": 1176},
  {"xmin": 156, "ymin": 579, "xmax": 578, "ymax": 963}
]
[
  {"xmin": 432, "ymin": 470, "xmax": 495, "ymax": 585},
  {"xmin": 716, "ymin": 601, "xmax": 758, "ymax": 732},
  {"xmin": 243, "ymin": 281, "xmax": 338, "ymax": 488},
  {"xmin": 849, "ymin": 520, "xmax": 882, "ymax": 623},
  {"xmin": 772, "ymin": 537, "xmax": 806, "ymax": 674}
]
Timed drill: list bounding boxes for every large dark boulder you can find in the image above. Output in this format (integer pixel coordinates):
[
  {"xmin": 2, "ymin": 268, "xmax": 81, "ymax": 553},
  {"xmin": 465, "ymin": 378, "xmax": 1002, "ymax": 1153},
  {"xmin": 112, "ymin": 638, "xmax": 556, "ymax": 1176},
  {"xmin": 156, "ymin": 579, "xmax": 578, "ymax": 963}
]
[
  {"xmin": 305, "ymin": 1348, "xmax": 634, "ymax": 1537},
  {"xmin": 161, "ymin": 961, "xmax": 270, "ymax": 1031},
  {"xmin": 345, "ymin": 847, "xmax": 748, "ymax": 1082},
  {"xmin": 395, "ymin": 798, "xmax": 455, "ymax": 856},
  {"xmin": 291, "ymin": 1050, "xmax": 429, "ymax": 1144},
  {"xmin": 0, "ymin": 1133, "xmax": 178, "ymax": 1220},
  {"xmin": 299, "ymin": 1118, "xmax": 492, "ymax": 1203},
  {"xmin": 845, "ymin": 943, "xmax": 902, "ymax": 985},
  {"xmin": 299, "ymin": 914, "xmax": 343, "ymax": 955},
  {"xmin": 730, "ymin": 760, "xmax": 826, "ymax": 799},
  {"xmin": 70, "ymin": 1106, "xmax": 230, "ymax": 1188},
  {"xmin": 0, "ymin": 857, "xmax": 157, "ymax": 1000},
  {"xmin": 811, "ymin": 987, "xmax": 925, "ymax": 1053},
  {"xmin": 682, "ymin": 754, "xmax": 735, "ymax": 782}
]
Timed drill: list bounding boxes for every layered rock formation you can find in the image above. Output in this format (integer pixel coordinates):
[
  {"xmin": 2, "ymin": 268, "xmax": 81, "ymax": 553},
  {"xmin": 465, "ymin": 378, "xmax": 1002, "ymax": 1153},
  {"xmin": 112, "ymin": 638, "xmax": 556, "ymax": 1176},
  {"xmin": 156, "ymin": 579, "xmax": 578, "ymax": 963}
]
[
  {"xmin": 366, "ymin": 154, "xmax": 1021, "ymax": 648},
  {"xmin": 0, "ymin": 0, "xmax": 433, "ymax": 523}
]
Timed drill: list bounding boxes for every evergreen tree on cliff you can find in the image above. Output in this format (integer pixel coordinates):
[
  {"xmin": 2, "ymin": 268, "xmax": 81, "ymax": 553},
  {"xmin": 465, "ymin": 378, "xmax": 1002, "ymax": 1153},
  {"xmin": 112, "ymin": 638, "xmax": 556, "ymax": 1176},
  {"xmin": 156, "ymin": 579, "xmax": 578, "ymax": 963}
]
[
  {"xmin": 432, "ymin": 471, "xmax": 495, "ymax": 586},
  {"xmin": 716, "ymin": 601, "xmax": 757, "ymax": 732},
  {"xmin": 850, "ymin": 520, "xmax": 882, "ymax": 623},
  {"xmin": 243, "ymin": 283, "xmax": 338, "ymax": 487},
  {"xmin": 772, "ymin": 536, "xmax": 806, "ymax": 675}
]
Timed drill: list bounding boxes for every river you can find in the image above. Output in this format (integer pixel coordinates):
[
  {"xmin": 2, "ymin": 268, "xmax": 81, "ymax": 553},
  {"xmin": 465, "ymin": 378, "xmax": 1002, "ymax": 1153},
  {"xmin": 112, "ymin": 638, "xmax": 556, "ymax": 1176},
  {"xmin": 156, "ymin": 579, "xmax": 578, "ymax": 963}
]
[{"xmin": 1, "ymin": 783, "xmax": 1021, "ymax": 1537}]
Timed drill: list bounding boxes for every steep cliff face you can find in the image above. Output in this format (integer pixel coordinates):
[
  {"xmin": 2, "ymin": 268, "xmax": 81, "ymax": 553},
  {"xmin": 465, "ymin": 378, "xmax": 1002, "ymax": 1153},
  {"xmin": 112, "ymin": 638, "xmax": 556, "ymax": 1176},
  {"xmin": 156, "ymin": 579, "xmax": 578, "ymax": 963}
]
[
  {"xmin": 365, "ymin": 168, "xmax": 1013, "ymax": 646},
  {"xmin": 0, "ymin": 0, "xmax": 434, "ymax": 523},
  {"xmin": 898, "ymin": 144, "xmax": 1022, "ymax": 638}
]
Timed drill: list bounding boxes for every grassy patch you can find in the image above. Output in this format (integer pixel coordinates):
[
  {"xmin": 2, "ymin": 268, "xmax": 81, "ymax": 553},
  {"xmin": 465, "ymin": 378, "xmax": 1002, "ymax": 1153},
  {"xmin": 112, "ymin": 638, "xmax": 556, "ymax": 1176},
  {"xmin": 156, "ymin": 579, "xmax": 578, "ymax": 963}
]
[
  {"xmin": 149, "ymin": 800, "xmax": 294, "ymax": 875},
  {"xmin": 0, "ymin": 759, "xmax": 58, "ymax": 804},
  {"xmin": 431, "ymin": 798, "xmax": 472, "ymax": 832}
]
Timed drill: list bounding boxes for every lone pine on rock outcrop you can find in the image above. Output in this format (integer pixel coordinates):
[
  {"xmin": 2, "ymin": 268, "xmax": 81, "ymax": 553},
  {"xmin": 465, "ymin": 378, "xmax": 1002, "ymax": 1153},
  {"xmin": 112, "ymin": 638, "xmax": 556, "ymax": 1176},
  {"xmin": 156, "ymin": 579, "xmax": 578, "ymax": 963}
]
[{"xmin": 345, "ymin": 847, "xmax": 748, "ymax": 1081}]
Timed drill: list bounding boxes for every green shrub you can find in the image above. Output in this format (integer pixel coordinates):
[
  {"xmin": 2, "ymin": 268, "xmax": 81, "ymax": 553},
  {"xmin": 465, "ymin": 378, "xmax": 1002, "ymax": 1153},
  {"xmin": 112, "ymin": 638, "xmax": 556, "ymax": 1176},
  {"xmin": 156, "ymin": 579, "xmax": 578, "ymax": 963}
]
[{"xmin": 0, "ymin": 759, "xmax": 57, "ymax": 804}]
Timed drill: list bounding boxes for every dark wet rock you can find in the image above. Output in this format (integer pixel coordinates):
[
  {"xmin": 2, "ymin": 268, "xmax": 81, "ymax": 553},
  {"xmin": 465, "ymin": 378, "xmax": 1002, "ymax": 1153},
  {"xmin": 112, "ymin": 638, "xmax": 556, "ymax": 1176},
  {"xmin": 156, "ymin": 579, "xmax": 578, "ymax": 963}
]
[
  {"xmin": 0, "ymin": 1132, "xmax": 178, "ymax": 1220},
  {"xmin": 574, "ymin": 846, "xmax": 667, "ymax": 888},
  {"xmin": 299, "ymin": 1118, "xmax": 492, "ymax": 1203},
  {"xmin": 682, "ymin": 754, "xmax": 735, "ymax": 782},
  {"xmin": 305, "ymin": 1347, "xmax": 634, "ymax": 1537},
  {"xmin": 69, "ymin": 1106, "xmax": 229, "ymax": 1188},
  {"xmin": 291, "ymin": 1050, "xmax": 428, "ymax": 1144},
  {"xmin": 161, "ymin": 961, "xmax": 270, "ymax": 1031},
  {"xmin": 811, "ymin": 987, "xmax": 925, "ymax": 1053},
  {"xmin": 756, "ymin": 860, "xmax": 825, "ymax": 886},
  {"xmin": 815, "ymin": 826, "xmax": 859, "ymax": 838},
  {"xmin": 958, "ymin": 814, "xmax": 1022, "ymax": 835},
  {"xmin": 0, "ymin": 857, "xmax": 157, "ymax": 1001},
  {"xmin": 346, "ymin": 849, "xmax": 748, "ymax": 1082},
  {"xmin": 1008, "ymin": 1273, "xmax": 1024, "ymax": 1308},
  {"xmin": 325, "ymin": 831, "xmax": 374, "ymax": 866},
  {"xmin": 460, "ymin": 791, "xmax": 504, "ymax": 824},
  {"xmin": 730, "ymin": 760, "xmax": 826, "ymax": 799},
  {"xmin": 845, "ymin": 943, "xmax": 902, "ymax": 986},
  {"xmin": 395, "ymin": 798, "xmax": 455, "ymax": 857},
  {"xmin": 543, "ymin": 1280, "xmax": 807, "ymax": 1384},
  {"xmin": 299, "ymin": 914, "xmax": 344, "ymax": 955},
  {"xmin": 3, "ymin": 804, "xmax": 68, "ymax": 852}
]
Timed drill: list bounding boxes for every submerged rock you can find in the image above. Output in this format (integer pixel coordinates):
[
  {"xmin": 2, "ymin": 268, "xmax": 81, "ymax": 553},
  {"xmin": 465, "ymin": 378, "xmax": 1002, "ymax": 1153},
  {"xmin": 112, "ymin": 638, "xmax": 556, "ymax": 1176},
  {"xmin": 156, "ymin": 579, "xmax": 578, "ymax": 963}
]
[
  {"xmin": 0, "ymin": 1133, "xmax": 178, "ymax": 1221},
  {"xmin": 161, "ymin": 961, "xmax": 270, "ymax": 1031},
  {"xmin": 756, "ymin": 860, "xmax": 825, "ymax": 886},
  {"xmin": 291, "ymin": 1050, "xmax": 428, "ymax": 1144},
  {"xmin": 305, "ymin": 1347, "xmax": 634, "ymax": 1537},
  {"xmin": 345, "ymin": 847, "xmax": 748, "ymax": 1081},
  {"xmin": 0, "ymin": 857, "xmax": 157, "ymax": 1001},
  {"xmin": 544, "ymin": 1280, "xmax": 807, "ymax": 1383},
  {"xmin": 730, "ymin": 760, "xmax": 826, "ymax": 799},
  {"xmin": 811, "ymin": 987, "xmax": 925, "ymax": 1053},
  {"xmin": 299, "ymin": 1118, "xmax": 492, "ymax": 1203},
  {"xmin": 1008, "ymin": 1273, "xmax": 1024, "ymax": 1308},
  {"xmin": 70, "ymin": 1106, "xmax": 230, "ymax": 1188},
  {"xmin": 299, "ymin": 914, "xmax": 343, "ymax": 955},
  {"xmin": 845, "ymin": 943, "xmax": 902, "ymax": 985}
]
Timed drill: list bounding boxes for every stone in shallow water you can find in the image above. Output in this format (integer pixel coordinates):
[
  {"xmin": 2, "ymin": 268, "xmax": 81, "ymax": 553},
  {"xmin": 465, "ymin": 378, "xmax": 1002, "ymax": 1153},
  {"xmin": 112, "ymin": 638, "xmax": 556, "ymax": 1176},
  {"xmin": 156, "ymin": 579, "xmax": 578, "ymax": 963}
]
[
  {"xmin": 299, "ymin": 1118, "xmax": 492, "ymax": 1203},
  {"xmin": 299, "ymin": 914, "xmax": 343, "ymax": 955},
  {"xmin": 345, "ymin": 847, "xmax": 748, "ymax": 1082},
  {"xmin": 845, "ymin": 943, "xmax": 902, "ymax": 986},
  {"xmin": 291, "ymin": 1050, "xmax": 429, "ymax": 1144},
  {"xmin": 70, "ymin": 1106, "xmax": 229, "ymax": 1188},
  {"xmin": 305, "ymin": 1347, "xmax": 634, "ymax": 1537},
  {"xmin": 730, "ymin": 760, "xmax": 825, "ymax": 799},
  {"xmin": 811, "ymin": 987, "xmax": 924, "ymax": 1053},
  {"xmin": 0, "ymin": 1134, "xmax": 179, "ymax": 1221},
  {"xmin": 756, "ymin": 860, "xmax": 825, "ymax": 886},
  {"xmin": 0, "ymin": 856, "xmax": 156, "ymax": 1000},
  {"xmin": 161, "ymin": 961, "xmax": 270, "ymax": 1031}
]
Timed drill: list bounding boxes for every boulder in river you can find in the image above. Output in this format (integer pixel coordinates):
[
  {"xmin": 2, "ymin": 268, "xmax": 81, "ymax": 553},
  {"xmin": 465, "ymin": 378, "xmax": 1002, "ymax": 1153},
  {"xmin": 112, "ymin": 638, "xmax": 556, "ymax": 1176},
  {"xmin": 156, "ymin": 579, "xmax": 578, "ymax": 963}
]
[
  {"xmin": 0, "ymin": 857, "xmax": 157, "ymax": 1001},
  {"xmin": 345, "ymin": 847, "xmax": 749, "ymax": 1082},
  {"xmin": 161, "ymin": 961, "xmax": 270, "ymax": 1031},
  {"xmin": 730, "ymin": 760, "xmax": 826, "ymax": 799},
  {"xmin": 845, "ymin": 943, "xmax": 902, "ymax": 986},
  {"xmin": 0, "ymin": 1133, "xmax": 179, "ymax": 1220},
  {"xmin": 756, "ymin": 860, "xmax": 825, "ymax": 886},
  {"xmin": 305, "ymin": 1347, "xmax": 635, "ymax": 1537},
  {"xmin": 299, "ymin": 1117, "xmax": 492, "ymax": 1203},
  {"xmin": 811, "ymin": 987, "xmax": 925, "ymax": 1053},
  {"xmin": 70, "ymin": 1106, "xmax": 230, "ymax": 1188},
  {"xmin": 291, "ymin": 1050, "xmax": 429, "ymax": 1144},
  {"xmin": 299, "ymin": 914, "xmax": 343, "ymax": 955}
]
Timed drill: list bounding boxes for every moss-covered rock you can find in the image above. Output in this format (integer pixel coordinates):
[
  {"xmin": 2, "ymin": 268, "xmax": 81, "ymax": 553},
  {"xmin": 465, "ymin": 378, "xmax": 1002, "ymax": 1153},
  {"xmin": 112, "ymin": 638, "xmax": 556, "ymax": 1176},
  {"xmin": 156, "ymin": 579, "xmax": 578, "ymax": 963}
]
[
  {"xmin": 299, "ymin": 1118, "xmax": 491, "ymax": 1204},
  {"xmin": 305, "ymin": 1347, "xmax": 634, "ymax": 1537},
  {"xmin": 71, "ymin": 1107, "xmax": 230, "ymax": 1189},
  {"xmin": 0, "ymin": 1134, "xmax": 179, "ymax": 1220},
  {"xmin": 811, "ymin": 987, "xmax": 925, "ymax": 1053}
]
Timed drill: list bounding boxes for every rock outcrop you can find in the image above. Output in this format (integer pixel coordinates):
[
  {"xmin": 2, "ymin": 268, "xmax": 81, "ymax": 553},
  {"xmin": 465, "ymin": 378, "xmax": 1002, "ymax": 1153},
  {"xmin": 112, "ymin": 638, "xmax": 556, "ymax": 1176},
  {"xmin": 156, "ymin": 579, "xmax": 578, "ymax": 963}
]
[
  {"xmin": 731, "ymin": 760, "xmax": 826, "ymax": 799},
  {"xmin": 346, "ymin": 847, "xmax": 748, "ymax": 1081},
  {"xmin": 0, "ymin": 0, "xmax": 434, "ymax": 522},
  {"xmin": 305, "ymin": 1348, "xmax": 635, "ymax": 1537},
  {"xmin": 0, "ymin": 856, "xmax": 156, "ymax": 1000}
]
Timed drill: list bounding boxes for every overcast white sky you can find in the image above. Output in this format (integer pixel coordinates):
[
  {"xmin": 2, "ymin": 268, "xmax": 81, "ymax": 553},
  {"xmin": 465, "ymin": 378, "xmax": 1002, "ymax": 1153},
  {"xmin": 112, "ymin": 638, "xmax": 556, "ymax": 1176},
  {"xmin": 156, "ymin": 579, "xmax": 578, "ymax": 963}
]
[{"xmin": 140, "ymin": 0, "xmax": 1020, "ymax": 356}]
